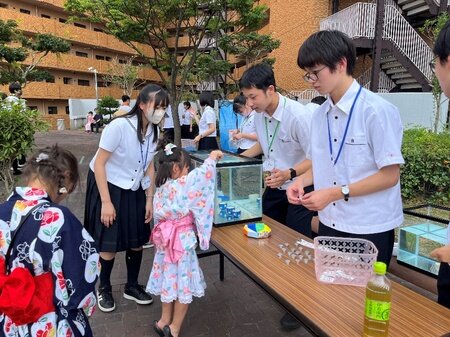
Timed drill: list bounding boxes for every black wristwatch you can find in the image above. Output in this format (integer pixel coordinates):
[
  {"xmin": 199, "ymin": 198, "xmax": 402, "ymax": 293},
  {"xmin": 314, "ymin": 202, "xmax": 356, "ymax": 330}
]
[
  {"xmin": 289, "ymin": 168, "xmax": 296, "ymax": 180},
  {"xmin": 341, "ymin": 185, "xmax": 350, "ymax": 202}
]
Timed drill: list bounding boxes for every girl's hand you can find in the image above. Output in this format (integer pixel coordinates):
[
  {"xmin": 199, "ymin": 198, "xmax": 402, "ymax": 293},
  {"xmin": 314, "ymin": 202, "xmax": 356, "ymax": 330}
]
[
  {"xmin": 101, "ymin": 201, "xmax": 116, "ymax": 227},
  {"xmin": 145, "ymin": 197, "xmax": 153, "ymax": 223},
  {"xmin": 193, "ymin": 135, "xmax": 201, "ymax": 144},
  {"xmin": 209, "ymin": 150, "xmax": 223, "ymax": 161}
]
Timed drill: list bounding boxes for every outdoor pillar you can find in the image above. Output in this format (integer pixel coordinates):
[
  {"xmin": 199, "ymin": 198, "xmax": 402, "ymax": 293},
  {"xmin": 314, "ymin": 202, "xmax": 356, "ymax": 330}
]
[
  {"xmin": 370, "ymin": 0, "xmax": 385, "ymax": 92},
  {"xmin": 332, "ymin": 0, "xmax": 340, "ymax": 14}
]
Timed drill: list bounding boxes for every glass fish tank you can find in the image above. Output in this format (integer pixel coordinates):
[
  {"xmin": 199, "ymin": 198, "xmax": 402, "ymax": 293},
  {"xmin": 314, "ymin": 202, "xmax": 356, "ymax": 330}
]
[
  {"xmin": 190, "ymin": 150, "xmax": 263, "ymax": 227},
  {"xmin": 397, "ymin": 223, "xmax": 447, "ymax": 276}
]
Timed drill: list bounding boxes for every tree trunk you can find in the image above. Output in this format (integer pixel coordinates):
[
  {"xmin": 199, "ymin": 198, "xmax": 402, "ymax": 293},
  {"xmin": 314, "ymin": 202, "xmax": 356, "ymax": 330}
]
[
  {"xmin": 0, "ymin": 159, "xmax": 14, "ymax": 198},
  {"xmin": 434, "ymin": 92, "xmax": 442, "ymax": 133}
]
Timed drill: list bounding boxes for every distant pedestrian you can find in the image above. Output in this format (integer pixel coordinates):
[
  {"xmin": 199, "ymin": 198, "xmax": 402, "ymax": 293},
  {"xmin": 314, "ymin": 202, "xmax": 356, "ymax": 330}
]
[
  {"xmin": 91, "ymin": 108, "xmax": 103, "ymax": 133},
  {"xmin": 180, "ymin": 101, "xmax": 194, "ymax": 139},
  {"xmin": 192, "ymin": 92, "xmax": 219, "ymax": 150},
  {"xmin": 113, "ymin": 94, "xmax": 132, "ymax": 117},
  {"xmin": 85, "ymin": 111, "xmax": 94, "ymax": 132}
]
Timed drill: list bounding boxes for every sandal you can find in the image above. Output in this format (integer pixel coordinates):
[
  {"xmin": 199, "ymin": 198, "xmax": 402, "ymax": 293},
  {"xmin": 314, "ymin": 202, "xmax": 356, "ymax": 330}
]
[
  {"xmin": 163, "ymin": 325, "xmax": 174, "ymax": 337},
  {"xmin": 152, "ymin": 320, "xmax": 164, "ymax": 337}
]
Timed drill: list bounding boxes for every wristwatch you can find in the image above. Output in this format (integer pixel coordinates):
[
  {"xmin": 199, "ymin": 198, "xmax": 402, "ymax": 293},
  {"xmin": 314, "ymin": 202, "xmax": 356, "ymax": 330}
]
[
  {"xmin": 289, "ymin": 168, "xmax": 296, "ymax": 180},
  {"xmin": 341, "ymin": 185, "xmax": 350, "ymax": 202}
]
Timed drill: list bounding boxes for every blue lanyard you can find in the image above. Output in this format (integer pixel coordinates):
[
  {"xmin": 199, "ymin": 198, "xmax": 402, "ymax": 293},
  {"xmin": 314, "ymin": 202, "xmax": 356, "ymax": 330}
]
[
  {"xmin": 327, "ymin": 85, "xmax": 362, "ymax": 166},
  {"xmin": 140, "ymin": 137, "xmax": 150, "ymax": 171}
]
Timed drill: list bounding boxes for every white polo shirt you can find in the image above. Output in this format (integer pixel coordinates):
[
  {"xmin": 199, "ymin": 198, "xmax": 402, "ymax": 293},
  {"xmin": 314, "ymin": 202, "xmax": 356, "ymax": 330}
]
[
  {"xmin": 199, "ymin": 106, "xmax": 217, "ymax": 137},
  {"xmin": 90, "ymin": 115, "xmax": 158, "ymax": 190},
  {"xmin": 238, "ymin": 111, "xmax": 257, "ymax": 150},
  {"xmin": 163, "ymin": 105, "xmax": 174, "ymax": 129},
  {"xmin": 308, "ymin": 80, "xmax": 404, "ymax": 234},
  {"xmin": 180, "ymin": 106, "xmax": 193, "ymax": 126},
  {"xmin": 254, "ymin": 93, "xmax": 312, "ymax": 190}
]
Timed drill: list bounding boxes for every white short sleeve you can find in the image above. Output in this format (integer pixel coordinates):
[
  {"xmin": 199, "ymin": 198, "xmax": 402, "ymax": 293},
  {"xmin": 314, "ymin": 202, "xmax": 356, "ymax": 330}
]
[
  {"xmin": 204, "ymin": 109, "xmax": 216, "ymax": 125},
  {"xmin": 99, "ymin": 120, "xmax": 123, "ymax": 153}
]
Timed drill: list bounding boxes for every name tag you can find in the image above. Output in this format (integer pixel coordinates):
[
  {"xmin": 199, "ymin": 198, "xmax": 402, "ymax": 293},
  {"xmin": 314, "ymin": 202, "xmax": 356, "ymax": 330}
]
[{"xmin": 141, "ymin": 176, "xmax": 151, "ymax": 190}]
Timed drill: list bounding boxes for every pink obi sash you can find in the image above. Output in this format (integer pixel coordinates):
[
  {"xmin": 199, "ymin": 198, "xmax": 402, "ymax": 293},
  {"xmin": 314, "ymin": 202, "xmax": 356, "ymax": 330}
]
[{"xmin": 150, "ymin": 213, "xmax": 194, "ymax": 264}]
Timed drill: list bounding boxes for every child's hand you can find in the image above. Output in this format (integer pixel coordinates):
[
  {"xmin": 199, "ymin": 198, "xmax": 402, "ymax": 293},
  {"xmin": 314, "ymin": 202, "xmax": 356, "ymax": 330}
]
[{"xmin": 209, "ymin": 150, "xmax": 223, "ymax": 161}]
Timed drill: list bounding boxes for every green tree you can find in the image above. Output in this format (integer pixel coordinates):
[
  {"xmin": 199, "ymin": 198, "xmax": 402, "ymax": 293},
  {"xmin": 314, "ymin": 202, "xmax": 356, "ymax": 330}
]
[
  {"xmin": 65, "ymin": 0, "xmax": 279, "ymax": 145},
  {"xmin": 0, "ymin": 19, "xmax": 71, "ymax": 87},
  {"xmin": 102, "ymin": 56, "xmax": 143, "ymax": 98},
  {"xmin": 420, "ymin": 12, "xmax": 450, "ymax": 133},
  {"xmin": 98, "ymin": 95, "xmax": 120, "ymax": 120}
]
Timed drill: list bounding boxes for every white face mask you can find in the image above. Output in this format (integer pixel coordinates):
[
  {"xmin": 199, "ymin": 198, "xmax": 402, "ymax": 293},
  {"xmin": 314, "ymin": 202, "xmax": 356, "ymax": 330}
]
[{"xmin": 146, "ymin": 108, "xmax": 167, "ymax": 125}]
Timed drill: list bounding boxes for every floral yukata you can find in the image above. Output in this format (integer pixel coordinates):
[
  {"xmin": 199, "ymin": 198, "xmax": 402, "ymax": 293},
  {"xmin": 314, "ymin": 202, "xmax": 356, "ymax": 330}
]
[
  {"xmin": 146, "ymin": 158, "xmax": 216, "ymax": 304},
  {"xmin": 0, "ymin": 187, "xmax": 100, "ymax": 337}
]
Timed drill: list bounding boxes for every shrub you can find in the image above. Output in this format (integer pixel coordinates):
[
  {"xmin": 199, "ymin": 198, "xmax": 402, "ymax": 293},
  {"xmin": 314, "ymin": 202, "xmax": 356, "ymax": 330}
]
[
  {"xmin": 0, "ymin": 99, "xmax": 49, "ymax": 194},
  {"xmin": 401, "ymin": 128, "xmax": 450, "ymax": 203}
]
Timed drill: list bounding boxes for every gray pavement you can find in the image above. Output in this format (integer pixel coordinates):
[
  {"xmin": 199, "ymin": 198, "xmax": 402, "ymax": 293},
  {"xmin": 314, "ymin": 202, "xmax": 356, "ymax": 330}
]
[{"xmin": 33, "ymin": 130, "xmax": 312, "ymax": 337}]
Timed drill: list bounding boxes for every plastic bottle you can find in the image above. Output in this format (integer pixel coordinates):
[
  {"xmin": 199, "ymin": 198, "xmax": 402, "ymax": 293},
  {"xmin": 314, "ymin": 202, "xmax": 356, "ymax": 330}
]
[{"xmin": 363, "ymin": 261, "xmax": 391, "ymax": 337}]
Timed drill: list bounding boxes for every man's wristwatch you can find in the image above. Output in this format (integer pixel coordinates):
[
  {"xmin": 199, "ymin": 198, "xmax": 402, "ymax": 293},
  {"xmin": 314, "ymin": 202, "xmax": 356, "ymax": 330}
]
[
  {"xmin": 289, "ymin": 168, "xmax": 296, "ymax": 180},
  {"xmin": 341, "ymin": 185, "xmax": 350, "ymax": 202}
]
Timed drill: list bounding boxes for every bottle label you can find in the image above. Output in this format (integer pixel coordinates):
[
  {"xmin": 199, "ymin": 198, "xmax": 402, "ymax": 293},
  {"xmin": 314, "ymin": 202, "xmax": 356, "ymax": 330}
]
[{"xmin": 365, "ymin": 299, "xmax": 391, "ymax": 321}]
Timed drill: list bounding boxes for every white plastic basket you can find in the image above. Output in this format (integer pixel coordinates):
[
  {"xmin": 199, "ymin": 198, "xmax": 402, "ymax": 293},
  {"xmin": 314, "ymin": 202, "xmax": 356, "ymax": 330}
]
[
  {"xmin": 181, "ymin": 138, "xmax": 197, "ymax": 151},
  {"xmin": 314, "ymin": 236, "xmax": 378, "ymax": 287}
]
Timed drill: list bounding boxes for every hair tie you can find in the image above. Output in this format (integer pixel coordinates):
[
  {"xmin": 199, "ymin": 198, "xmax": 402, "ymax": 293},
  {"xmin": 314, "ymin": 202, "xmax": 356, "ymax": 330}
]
[
  {"xmin": 36, "ymin": 153, "xmax": 49, "ymax": 163},
  {"xmin": 58, "ymin": 187, "xmax": 68, "ymax": 194},
  {"xmin": 164, "ymin": 143, "xmax": 177, "ymax": 156}
]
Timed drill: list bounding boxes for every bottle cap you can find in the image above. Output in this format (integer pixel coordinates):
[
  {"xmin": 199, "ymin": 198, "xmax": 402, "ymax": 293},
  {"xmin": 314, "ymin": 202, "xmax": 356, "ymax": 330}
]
[{"xmin": 373, "ymin": 261, "xmax": 387, "ymax": 275}]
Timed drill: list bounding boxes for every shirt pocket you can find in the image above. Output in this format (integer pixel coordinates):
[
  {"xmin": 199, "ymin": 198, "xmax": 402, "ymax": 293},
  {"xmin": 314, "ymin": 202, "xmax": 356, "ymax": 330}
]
[
  {"xmin": 343, "ymin": 135, "xmax": 370, "ymax": 167},
  {"xmin": 178, "ymin": 230, "xmax": 198, "ymax": 251}
]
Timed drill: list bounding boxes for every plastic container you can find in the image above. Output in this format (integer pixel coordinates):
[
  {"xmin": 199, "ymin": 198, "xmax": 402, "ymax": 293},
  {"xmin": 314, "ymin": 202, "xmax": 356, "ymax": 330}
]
[
  {"xmin": 314, "ymin": 236, "xmax": 378, "ymax": 286},
  {"xmin": 363, "ymin": 262, "xmax": 391, "ymax": 337},
  {"xmin": 181, "ymin": 138, "xmax": 197, "ymax": 152}
]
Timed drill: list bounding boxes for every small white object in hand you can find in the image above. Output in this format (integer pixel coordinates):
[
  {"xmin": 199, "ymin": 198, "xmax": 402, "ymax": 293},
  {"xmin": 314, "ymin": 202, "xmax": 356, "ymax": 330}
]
[{"xmin": 285, "ymin": 259, "xmax": 290, "ymax": 265}]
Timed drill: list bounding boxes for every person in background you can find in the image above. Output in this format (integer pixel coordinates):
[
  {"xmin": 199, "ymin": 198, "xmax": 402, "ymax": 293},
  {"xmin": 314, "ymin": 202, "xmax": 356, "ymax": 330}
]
[
  {"xmin": 91, "ymin": 108, "xmax": 103, "ymax": 134},
  {"xmin": 113, "ymin": 94, "xmax": 132, "ymax": 118},
  {"xmin": 192, "ymin": 92, "xmax": 219, "ymax": 150},
  {"xmin": 230, "ymin": 94, "xmax": 259, "ymax": 156},
  {"xmin": 305, "ymin": 95, "xmax": 327, "ymax": 113},
  {"xmin": 428, "ymin": 19, "xmax": 450, "ymax": 309},
  {"xmin": 85, "ymin": 111, "xmax": 94, "ymax": 133},
  {"xmin": 163, "ymin": 105, "xmax": 175, "ymax": 143},
  {"xmin": 84, "ymin": 84, "xmax": 169, "ymax": 313},
  {"xmin": 180, "ymin": 101, "xmax": 194, "ymax": 139},
  {"xmin": 0, "ymin": 145, "xmax": 100, "ymax": 336}
]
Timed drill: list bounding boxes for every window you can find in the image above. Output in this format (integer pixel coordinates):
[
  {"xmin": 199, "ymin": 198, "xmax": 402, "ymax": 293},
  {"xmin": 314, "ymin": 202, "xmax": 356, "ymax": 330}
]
[
  {"xmin": 48, "ymin": 106, "xmax": 58, "ymax": 115},
  {"xmin": 74, "ymin": 22, "xmax": 86, "ymax": 29},
  {"xmin": 41, "ymin": 14, "xmax": 51, "ymax": 19},
  {"xmin": 95, "ymin": 55, "xmax": 105, "ymax": 60},
  {"xmin": 0, "ymin": 3, "xmax": 8, "ymax": 8},
  {"xmin": 45, "ymin": 77, "xmax": 55, "ymax": 83},
  {"xmin": 118, "ymin": 59, "xmax": 126, "ymax": 64},
  {"xmin": 63, "ymin": 77, "xmax": 72, "ymax": 85},
  {"xmin": 94, "ymin": 28, "xmax": 104, "ymax": 33},
  {"xmin": 105, "ymin": 56, "xmax": 112, "ymax": 62},
  {"xmin": 75, "ymin": 51, "xmax": 88, "ymax": 58},
  {"xmin": 59, "ymin": 18, "xmax": 67, "ymax": 23},
  {"xmin": 20, "ymin": 8, "xmax": 31, "ymax": 15},
  {"xmin": 97, "ymin": 81, "xmax": 110, "ymax": 88},
  {"xmin": 65, "ymin": 106, "xmax": 70, "ymax": 115},
  {"xmin": 28, "ymin": 106, "xmax": 38, "ymax": 111},
  {"xmin": 78, "ymin": 79, "xmax": 90, "ymax": 86}
]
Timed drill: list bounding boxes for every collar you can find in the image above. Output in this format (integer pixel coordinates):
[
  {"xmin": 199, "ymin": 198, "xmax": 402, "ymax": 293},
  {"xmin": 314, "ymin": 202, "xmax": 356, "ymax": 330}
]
[
  {"xmin": 263, "ymin": 93, "xmax": 285, "ymax": 122},
  {"xmin": 11, "ymin": 187, "xmax": 51, "ymax": 202},
  {"xmin": 127, "ymin": 115, "xmax": 153, "ymax": 138},
  {"xmin": 327, "ymin": 79, "xmax": 360, "ymax": 115}
]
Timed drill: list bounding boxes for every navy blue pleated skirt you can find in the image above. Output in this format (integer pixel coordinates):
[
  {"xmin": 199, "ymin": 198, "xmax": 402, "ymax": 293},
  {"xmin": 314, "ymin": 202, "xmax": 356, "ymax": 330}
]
[{"xmin": 84, "ymin": 170, "xmax": 150, "ymax": 252}]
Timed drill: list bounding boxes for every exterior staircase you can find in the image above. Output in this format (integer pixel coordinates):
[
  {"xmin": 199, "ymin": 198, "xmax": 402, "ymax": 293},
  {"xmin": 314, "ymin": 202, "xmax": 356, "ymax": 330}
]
[{"xmin": 320, "ymin": 1, "xmax": 435, "ymax": 92}]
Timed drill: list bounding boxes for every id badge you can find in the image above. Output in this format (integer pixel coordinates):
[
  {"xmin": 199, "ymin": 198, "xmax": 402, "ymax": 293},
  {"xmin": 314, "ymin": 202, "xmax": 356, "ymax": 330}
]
[
  {"xmin": 262, "ymin": 159, "xmax": 275, "ymax": 180},
  {"xmin": 141, "ymin": 176, "xmax": 151, "ymax": 190}
]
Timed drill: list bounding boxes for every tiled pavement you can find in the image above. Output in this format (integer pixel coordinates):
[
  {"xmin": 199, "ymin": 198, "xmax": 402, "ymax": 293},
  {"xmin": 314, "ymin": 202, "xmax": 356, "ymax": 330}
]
[{"xmin": 34, "ymin": 130, "xmax": 313, "ymax": 337}]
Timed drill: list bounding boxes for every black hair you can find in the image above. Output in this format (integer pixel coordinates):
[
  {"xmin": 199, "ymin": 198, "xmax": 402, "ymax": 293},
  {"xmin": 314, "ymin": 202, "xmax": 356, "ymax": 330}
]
[
  {"xmin": 9, "ymin": 82, "xmax": 22, "ymax": 94},
  {"xmin": 183, "ymin": 101, "xmax": 191, "ymax": 108},
  {"xmin": 155, "ymin": 147, "xmax": 192, "ymax": 188},
  {"xmin": 88, "ymin": 111, "xmax": 93, "ymax": 115},
  {"xmin": 297, "ymin": 30, "xmax": 356, "ymax": 75},
  {"xmin": 120, "ymin": 83, "xmax": 170, "ymax": 144},
  {"xmin": 199, "ymin": 91, "xmax": 214, "ymax": 108},
  {"xmin": 121, "ymin": 95, "xmax": 130, "ymax": 102},
  {"xmin": 434, "ymin": 19, "xmax": 450, "ymax": 63},
  {"xmin": 311, "ymin": 96, "xmax": 327, "ymax": 105},
  {"xmin": 23, "ymin": 145, "xmax": 80, "ymax": 196},
  {"xmin": 233, "ymin": 94, "xmax": 247, "ymax": 114},
  {"xmin": 239, "ymin": 63, "xmax": 276, "ymax": 91}
]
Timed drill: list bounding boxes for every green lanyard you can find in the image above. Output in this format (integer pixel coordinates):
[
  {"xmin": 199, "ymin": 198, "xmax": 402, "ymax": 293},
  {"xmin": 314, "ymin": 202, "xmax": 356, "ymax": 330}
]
[{"xmin": 264, "ymin": 97, "xmax": 286, "ymax": 158}]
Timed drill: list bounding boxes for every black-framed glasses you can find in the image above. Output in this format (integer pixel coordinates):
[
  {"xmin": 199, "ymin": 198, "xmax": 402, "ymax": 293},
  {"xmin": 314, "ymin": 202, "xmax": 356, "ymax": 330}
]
[
  {"xmin": 429, "ymin": 55, "xmax": 438, "ymax": 74},
  {"xmin": 303, "ymin": 66, "xmax": 327, "ymax": 82}
]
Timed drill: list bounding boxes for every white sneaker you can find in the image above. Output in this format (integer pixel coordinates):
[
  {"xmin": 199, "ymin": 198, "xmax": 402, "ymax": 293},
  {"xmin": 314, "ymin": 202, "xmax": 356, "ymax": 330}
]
[{"xmin": 143, "ymin": 242, "xmax": 154, "ymax": 249}]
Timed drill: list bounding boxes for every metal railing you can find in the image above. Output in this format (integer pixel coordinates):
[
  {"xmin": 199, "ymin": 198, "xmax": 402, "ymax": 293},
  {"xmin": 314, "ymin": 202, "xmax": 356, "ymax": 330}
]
[
  {"xmin": 320, "ymin": 2, "xmax": 433, "ymax": 82},
  {"xmin": 289, "ymin": 89, "xmax": 321, "ymax": 104}
]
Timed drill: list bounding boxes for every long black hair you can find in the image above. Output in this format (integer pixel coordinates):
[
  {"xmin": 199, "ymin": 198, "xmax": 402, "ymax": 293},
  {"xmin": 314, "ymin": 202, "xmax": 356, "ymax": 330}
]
[
  {"xmin": 121, "ymin": 84, "xmax": 170, "ymax": 144},
  {"xmin": 155, "ymin": 146, "xmax": 192, "ymax": 188}
]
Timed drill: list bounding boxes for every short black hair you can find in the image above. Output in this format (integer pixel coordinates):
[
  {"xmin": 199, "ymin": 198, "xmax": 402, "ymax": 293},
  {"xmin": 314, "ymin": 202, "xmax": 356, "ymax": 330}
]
[
  {"xmin": 121, "ymin": 95, "xmax": 130, "ymax": 102},
  {"xmin": 297, "ymin": 30, "xmax": 356, "ymax": 75},
  {"xmin": 233, "ymin": 94, "xmax": 246, "ymax": 114},
  {"xmin": 9, "ymin": 82, "xmax": 22, "ymax": 94},
  {"xmin": 311, "ymin": 96, "xmax": 327, "ymax": 105},
  {"xmin": 239, "ymin": 63, "xmax": 276, "ymax": 91},
  {"xmin": 199, "ymin": 91, "xmax": 214, "ymax": 108},
  {"xmin": 434, "ymin": 19, "xmax": 450, "ymax": 63},
  {"xmin": 183, "ymin": 101, "xmax": 191, "ymax": 108}
]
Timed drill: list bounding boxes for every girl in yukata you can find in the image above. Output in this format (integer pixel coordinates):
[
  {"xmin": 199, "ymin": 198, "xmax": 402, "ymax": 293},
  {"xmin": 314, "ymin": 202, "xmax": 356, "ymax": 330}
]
[
  {"xmin": 147, "ymin": 144, "xmax": 223, "ymax": 337},
  {"xmin": 85, "ymin": 111, "xmax": 94, "ymax": 133},
  {"xmin": 0, "ymin": 145, "xmax": 100, "ymax": 337}
]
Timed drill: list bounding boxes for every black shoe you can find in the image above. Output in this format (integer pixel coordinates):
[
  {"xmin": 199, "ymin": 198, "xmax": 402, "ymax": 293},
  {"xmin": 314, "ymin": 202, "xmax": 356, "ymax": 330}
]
[
  {"xmin": 12, "ymin": 170, "xmax": 22, "ymax": 176},
  {"xmin": 97, "ymin": 286, "xmax": 116, "ymax": 312},
  {"xmin": 280, "ymin": 312, "xmax": 302, "ymax": 330},
  {"xmin": 153, "ymin": 320, "xmax": 165, "ymax": 337},
  {"xmin": 123, "ymin": 284, "xmax": 153, "ymax": 305},
  {"xmin": 163, "ymin": 325, "xmax": 174, "ymax": 337}
]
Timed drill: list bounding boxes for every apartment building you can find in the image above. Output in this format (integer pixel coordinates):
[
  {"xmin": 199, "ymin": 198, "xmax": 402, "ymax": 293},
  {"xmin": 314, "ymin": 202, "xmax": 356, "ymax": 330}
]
[{"xmin": 0, "ymin": 0, "xmax": 159, "ymax": 129}]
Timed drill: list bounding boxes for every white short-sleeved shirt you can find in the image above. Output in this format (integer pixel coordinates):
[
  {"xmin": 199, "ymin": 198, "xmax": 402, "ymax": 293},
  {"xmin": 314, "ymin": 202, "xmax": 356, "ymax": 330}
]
[
  {"xmin": 89, "ymin": 115, "xmax": 158, "ymax": 190},
  {"xmin": 180, "ymin": 107, "xmax": 193, "ymax": 126},
  {"xmin": 199, "ymin": 106, "xmax": 217, "ymax": 137},
  {"xmin": 238, "ymin": 111, "xmax": 257, "ymax": 150},
  {"xmin": 254, "ymin": 93, "xmax": 312, "ymax": 190},
  {"xmin": 308, "ymin": 79, "xmax": 404, "ymax": 234},
  {"xmin": 163, "ymin": 105, "xmax": 174, "ymax": 129}
]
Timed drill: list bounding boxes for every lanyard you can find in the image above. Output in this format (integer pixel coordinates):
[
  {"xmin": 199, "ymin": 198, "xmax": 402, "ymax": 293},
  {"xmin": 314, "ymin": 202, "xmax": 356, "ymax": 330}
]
[
  {"xmin": 140, "ymin": 137, "xmax": 150, "ymax": 171},
  {"xmin": 239, "ymin": 113, "xmax": 252, "ymax": 133},
  {"xmin": 264, "ymin": 97, "xmax": 286, "ymax": 158},
  {"xmin": 327, "ymin": 85, "xmax": 362, "ymax": 166}
]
